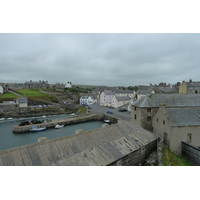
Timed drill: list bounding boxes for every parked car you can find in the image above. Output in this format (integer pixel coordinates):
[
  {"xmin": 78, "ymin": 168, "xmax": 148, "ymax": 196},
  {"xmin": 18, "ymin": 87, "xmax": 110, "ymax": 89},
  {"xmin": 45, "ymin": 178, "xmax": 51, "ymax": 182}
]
[
  {"xmin": 118, "ymin": 108, "xmax": 127, "ymax": 112},
  {"xmin": 108, "ymin": 106, "xmax": 114, "ymax": 109},
  {"xmin": 106, "ymin": 110, "xmax": 113, "ymax": 114},
  {"xmin": 88, "ymin": 106, "xmax": 91, "ymax": 109}
]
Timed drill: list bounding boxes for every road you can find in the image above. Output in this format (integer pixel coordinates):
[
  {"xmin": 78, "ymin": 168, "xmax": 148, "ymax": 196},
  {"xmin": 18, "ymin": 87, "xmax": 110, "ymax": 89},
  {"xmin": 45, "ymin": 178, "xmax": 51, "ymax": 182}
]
[{"xmin": 88, "ymin": 102, "xmax": 131, "ymax": 122}]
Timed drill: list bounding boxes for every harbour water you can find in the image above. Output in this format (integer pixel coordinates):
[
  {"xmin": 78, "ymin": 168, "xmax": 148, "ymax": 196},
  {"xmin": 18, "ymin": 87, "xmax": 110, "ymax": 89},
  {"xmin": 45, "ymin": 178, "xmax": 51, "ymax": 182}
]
[{"xmin": 0, "ymin": 115, "xmax": 103, "ymax": 151}]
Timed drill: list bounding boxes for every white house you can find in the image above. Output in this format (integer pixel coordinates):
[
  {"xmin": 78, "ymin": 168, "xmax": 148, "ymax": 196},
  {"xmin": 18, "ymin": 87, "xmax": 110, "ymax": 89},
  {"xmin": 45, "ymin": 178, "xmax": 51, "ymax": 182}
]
[
  {"xmin": 0, "ymin": 85, "xmax": 3, "ymax": 94},
  {"xmin": 112, "ymin": 95, "xmax": 131, "ymax": 108},
  {"xmin": 80, "ymin": 96, "xmax": 96, "ymax": 105},
  {"xmin": 100, "ymin": 91, "xmax": 115, "ymax": 107},
  {"xmin": 65, "ymin": 82, "xmax": 73, "ymax": 88}
]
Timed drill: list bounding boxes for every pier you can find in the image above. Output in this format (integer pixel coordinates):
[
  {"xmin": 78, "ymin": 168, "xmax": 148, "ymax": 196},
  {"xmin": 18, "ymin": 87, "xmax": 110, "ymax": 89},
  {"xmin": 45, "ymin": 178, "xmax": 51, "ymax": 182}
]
[{"xmin": 12, "ymin": 114, "xmax": 104, "ymax": 133}]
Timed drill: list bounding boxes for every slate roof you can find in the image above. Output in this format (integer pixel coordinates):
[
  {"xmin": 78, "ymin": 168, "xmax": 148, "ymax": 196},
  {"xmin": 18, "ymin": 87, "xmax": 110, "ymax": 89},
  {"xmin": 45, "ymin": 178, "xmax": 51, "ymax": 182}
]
[
  {"xmin": 17, "ymin": 97, "xmax": 28, "ymax": 103},
  {"xmin": 24, "ymin": 81, "xmax": 48, "ymax": 85},
  {"xmin": 115, "ymin": 90, "xmax": 134, "ymax": 94},
  {"xmin": 104, "ymin": 91, "xmax": 115, "ymax": 95},
  {"xmin": 132, "ymin": 94, "xmax": 200, "ymax": 108},
  {"xmin": 185, "ymin": 81, "xmax": 200, "ymax": 87},
  {"xmin": 137, "ymin": 89, "xmax": 153, "ymax": 94},
  {"xmin": 80, "ymin": 96, "xmax": 89, "ymax": 99},
  {"xmin": 0, "ymin": 121, "xmax": 157, "ymax": 166},
  {"xmin": 157, "ymin": 87, "xmax": 176, "ymax": 93},
  {"xmin": 115, "ymin": 96, "xmax": 131, "ymax": 101},
  {"xmin": 166, "ymin": 107, "xmax": 200, "ymax": 126}
]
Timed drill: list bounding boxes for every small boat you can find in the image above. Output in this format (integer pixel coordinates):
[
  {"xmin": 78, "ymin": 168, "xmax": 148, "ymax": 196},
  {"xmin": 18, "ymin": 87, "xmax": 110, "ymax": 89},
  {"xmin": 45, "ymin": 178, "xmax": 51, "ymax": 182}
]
[
  {"xmin": 55, "ymin": 124, "xmax": 64, "ymax": 129},
  {"xmin": 7, "ymin": 117, "xmax": 13, "ymax": 120},
  {"xmin": 104, "ymin": 119, "xmax": 114, "ymax": 125},
  {"xmin": 104, "ymin": 120, "xmax": 111, "ymax": 123},
  {"xmin": 30, "ymin": 126, "xmax": 46, "ymax": 132},
  {"xmin": 0, "ymin": 118, "xmax": 5, "ymax": 121}
]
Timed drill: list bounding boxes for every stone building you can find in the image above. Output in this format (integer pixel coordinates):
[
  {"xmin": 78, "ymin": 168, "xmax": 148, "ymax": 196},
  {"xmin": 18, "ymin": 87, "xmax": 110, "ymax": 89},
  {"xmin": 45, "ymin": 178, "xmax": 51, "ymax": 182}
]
[
  {"xmin": 0, "ymin": 97, "xmax": 28, "ymax": 113},
  {"xmin": 131, "ymin": 94, "xmax": 200, "ymax": 154},
  {"xmin": 0, "ymin": 101, "xmax": 20, "ymax": 113},
  {"xmin": 131, "ymin": 94, "xmax": 200, "ymax": 131},
  {"xmin": 179, "ymin": 79, "xmax": 200, "ymax": 94},
  {"xmin": 24, "ymin": 80, "xmax": 49, "ymax": 89},
  {"xmin": 152, "ymin": 106, "xmax": 200, "ymax": 154}
]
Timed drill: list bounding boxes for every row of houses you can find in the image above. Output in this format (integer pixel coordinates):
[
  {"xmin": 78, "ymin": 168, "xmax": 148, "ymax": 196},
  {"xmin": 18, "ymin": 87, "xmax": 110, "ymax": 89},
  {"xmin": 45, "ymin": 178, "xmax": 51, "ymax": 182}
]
[
  {"xmin": 131, "ymin": 93, "xmax": 200, "ymax": 155},
  {"xmin": 0, "ymin": 80, "xmax": 74, "ymax": 92}
]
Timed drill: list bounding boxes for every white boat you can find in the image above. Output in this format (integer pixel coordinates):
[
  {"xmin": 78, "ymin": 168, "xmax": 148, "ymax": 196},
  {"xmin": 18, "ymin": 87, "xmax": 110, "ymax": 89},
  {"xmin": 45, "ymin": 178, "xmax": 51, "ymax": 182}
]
[
  {"xmin": 55, "ymin": 124, "xmax": 64, "ymax": 129},
  {"xmin": 7, "ymin": 117, "xmax": 13, "ymax": 120},
  {"xmin": 0, "ymin": 118, "xmax": 5, "ymax": 120},
  {"xmin": 30, "ymin": 126, "xmax": 46, "ymax": 132}
]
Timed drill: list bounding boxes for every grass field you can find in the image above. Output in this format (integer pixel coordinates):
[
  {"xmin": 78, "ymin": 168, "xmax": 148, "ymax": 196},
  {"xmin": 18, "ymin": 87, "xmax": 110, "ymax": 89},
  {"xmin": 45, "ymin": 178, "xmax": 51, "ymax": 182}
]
[
  {"xmin": 15, "ymin": 89, "xmax": 58, "ymax": 102},
  {"xmin": 0, "ymin": 92, "xmax": 19, "ymax": 99},
  {"xmin": 15, "ymin": 89, "xmax": 46, "ymax": 97}
]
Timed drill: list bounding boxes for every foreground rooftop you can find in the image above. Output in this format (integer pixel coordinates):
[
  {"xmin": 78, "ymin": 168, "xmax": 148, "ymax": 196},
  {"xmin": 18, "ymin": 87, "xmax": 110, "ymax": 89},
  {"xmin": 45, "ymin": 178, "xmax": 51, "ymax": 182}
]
[{"xmin": 0, "ymin": 121, "xmax": 157, "ymax": 166}]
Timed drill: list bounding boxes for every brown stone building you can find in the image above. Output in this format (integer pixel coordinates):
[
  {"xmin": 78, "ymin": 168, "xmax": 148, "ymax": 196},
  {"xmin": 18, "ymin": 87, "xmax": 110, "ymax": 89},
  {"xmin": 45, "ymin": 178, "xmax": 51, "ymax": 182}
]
[
  {"xmin": 179, "ymin": 79, "xmax": 200, "ymax": 94},
  {"xmin": 24, "ymin": 80, "xmax": 49, "ymax": 89}
]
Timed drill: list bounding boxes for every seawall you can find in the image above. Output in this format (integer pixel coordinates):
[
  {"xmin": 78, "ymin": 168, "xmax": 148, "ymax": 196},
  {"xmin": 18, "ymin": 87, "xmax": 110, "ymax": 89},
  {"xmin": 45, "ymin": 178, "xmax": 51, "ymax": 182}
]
[{"xmin": 12, "ymin": 113, "xmax": 115, "ymax": 133}]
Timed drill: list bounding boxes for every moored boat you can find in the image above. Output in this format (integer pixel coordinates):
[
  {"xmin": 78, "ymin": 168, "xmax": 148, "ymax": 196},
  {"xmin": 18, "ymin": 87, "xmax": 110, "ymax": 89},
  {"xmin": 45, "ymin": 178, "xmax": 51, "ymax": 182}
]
[
  {"xmin": 55, "ymin": 124, "xmax": 64, "ymax": 129},
  {"xmin": 30, "ymin": 126, "xmax": 46, "ymax": 132}
]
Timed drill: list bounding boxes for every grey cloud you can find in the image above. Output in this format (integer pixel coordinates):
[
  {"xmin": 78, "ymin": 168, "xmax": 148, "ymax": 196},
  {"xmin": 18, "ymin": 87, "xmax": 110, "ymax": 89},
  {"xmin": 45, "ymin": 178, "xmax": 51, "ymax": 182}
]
[{"xmin": 1, "ymin": 33, "xmax": 200, "ymax": 86}]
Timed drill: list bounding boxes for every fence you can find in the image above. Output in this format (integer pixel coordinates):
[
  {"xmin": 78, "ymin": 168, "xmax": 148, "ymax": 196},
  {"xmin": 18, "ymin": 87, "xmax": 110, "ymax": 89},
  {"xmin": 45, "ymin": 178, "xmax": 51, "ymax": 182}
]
[{"xmin": 182, "ymin": 142, "xmax": 200, "ymax": 166}]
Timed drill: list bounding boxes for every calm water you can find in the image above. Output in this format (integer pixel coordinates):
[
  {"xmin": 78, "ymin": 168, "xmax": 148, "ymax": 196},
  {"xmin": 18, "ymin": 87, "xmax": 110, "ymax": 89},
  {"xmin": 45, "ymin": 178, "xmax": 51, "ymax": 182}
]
[{"xmin": 0, "ymin": 115, "xmax": 103, "ymax": 151}]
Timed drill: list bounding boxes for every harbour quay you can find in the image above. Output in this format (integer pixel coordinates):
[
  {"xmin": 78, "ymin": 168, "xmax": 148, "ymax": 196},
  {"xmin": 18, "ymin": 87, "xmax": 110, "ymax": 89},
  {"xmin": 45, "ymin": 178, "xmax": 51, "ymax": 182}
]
[{"xmin": 12, "ymin": 114, "xmax": 106, "ymax": 133}]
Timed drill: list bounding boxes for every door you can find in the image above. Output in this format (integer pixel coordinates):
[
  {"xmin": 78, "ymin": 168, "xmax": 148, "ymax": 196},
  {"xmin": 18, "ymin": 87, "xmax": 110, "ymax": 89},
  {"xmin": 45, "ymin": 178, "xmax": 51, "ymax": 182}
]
[{"xmin": 164, "ymin": 132, "xmax": 168, "ymax": 145}]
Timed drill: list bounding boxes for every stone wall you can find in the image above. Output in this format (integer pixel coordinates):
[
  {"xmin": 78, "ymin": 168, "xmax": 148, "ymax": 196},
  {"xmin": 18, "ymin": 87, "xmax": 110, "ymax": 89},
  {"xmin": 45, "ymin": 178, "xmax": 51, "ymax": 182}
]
[
  {"xmin": 182, "ymin": 142, "xmax": 200, "ymax": 166},
  {"xmin": 108, "ymin": 140, "xmax": 157, "ymax": 166}
]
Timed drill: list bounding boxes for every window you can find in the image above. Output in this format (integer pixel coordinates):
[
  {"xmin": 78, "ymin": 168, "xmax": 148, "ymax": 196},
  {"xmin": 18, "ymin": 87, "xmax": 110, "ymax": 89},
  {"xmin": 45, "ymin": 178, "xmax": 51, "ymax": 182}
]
[
  {"xmin": 147, "ymin": 108, "xmax": 151, "ymax": 112},
  {"xmin": 157, "ymin": 118, "xmax": 158, "ymax": 122},
  {"xmin": 163, "ymin": 120, "xmax": 165, "ymax": 125},
  {"xmin": 187, "ymin": 133, "xmax": 192, "ymax": 143},
  {"xmin": 135, "ymin": 107, "xmax": 137, "ymax": 111},
  {"xmin": 135, "ymin": 114, "xmax": 137, "ymax": 120},
  {"xmin": 147, "ymin": 116, "xmax": 151, "ymax": 121}
]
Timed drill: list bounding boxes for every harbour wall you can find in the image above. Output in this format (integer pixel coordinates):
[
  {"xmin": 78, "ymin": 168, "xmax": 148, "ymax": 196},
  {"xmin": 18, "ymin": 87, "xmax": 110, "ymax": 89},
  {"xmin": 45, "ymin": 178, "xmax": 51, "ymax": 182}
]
[{"xmin": 12, "ymin": 113, "xmax": 117, "ymax": 133}]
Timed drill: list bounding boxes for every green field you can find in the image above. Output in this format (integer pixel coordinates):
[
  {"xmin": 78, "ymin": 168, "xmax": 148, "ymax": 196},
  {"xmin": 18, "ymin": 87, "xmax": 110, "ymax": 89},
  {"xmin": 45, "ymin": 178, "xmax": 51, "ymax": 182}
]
[
  {"xmin": 0, "ymin": 92, "xmax": 19, "ymax": 102},
  {"xmin": 15, "ymin": 89, "xmax": 46, "ymax": 97},
  {"xmin": 15, "ymin": 89, "xmax": 58, "ymax": 102}
]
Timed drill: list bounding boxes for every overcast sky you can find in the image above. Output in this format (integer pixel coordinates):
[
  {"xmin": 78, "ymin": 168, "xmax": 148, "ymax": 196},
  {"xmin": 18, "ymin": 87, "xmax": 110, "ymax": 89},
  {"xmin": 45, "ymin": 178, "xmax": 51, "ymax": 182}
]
[{"xmin": 0, "ymin": 33, "xmax": 200, "ymax": 87}]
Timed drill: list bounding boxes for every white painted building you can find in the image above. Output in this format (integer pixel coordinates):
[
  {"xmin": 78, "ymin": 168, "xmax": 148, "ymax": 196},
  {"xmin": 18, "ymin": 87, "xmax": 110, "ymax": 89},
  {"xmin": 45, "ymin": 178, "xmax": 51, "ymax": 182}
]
[
  {"xmin": 100, "ymin": 91, "xmax": 115, "ymax": 107},
  {"xmin": 80, "ymin": 96, "xmax": 96, "ymax": 105},
  {"xmin": 0, "ymin": 85, "xmax": 3, "ymax": 94},
  {"xmin": 100, "ymin": 90, "xmax": 134, "ymax": 108},
  {"xmin": 112, "ymin": 95, "xmax": 131, "ymax": 108},
  {"xmin": 65, "ymin": 82, "xmax": 73, "ymax": 88}
]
